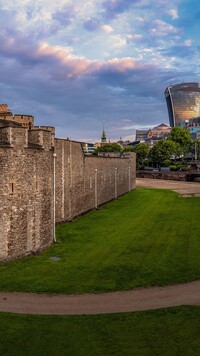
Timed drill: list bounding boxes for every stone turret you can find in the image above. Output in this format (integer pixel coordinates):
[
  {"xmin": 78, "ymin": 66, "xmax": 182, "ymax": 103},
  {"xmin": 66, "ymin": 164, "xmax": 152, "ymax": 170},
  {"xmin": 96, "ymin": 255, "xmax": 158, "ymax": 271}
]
[
  {"xmin": 0, "ymin": 126, "xmax": 54, "ymax": 261},
  {"xmin": 0, "ymin": 104, "xmax": 13, "ymax": 117},
  {"xmin": 0, "ymin": 104, "xmax": 34, "ymax": 128}
]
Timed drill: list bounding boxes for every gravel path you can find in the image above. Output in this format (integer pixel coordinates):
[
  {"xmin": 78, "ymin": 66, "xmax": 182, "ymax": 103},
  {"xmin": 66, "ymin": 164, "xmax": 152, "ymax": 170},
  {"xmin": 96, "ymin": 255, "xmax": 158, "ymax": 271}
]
[
  {"xmin": 136, "ymin": 178, "xmax": 200, "ymax": 197},
  {"xmin": 0, "ymin": 281, "xmax": 199, "ymax": 315}
]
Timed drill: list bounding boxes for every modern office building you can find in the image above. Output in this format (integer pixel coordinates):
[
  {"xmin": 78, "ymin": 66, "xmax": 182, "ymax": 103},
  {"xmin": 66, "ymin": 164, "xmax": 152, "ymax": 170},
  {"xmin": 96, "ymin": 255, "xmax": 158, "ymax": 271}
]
[
  {"xmin": 180, "ymin": 116, "xmax": 200, "ymax": 139},
  {"xmin": 164, "ymin": 82, "xmax": 200, "ymax": 127},
  {"xmin": 82, "ymin": 142, "xmax": 95, "ymax": 155},
  {"xmin": 135, "ymin": 129, "xmax": 149, "ymax": 142}
]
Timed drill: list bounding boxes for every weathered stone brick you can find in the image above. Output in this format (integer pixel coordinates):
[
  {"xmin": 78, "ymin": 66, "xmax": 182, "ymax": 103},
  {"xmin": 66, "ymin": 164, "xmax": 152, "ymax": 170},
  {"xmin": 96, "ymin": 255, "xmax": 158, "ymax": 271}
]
[{"xmin": 0, "ymin": 125, "xmax": 136, "ymax": 261}]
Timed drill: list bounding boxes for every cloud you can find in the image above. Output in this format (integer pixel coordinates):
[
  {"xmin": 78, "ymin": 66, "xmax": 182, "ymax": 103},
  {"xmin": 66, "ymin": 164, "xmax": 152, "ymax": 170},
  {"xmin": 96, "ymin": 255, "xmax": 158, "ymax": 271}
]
[
  {"xmin": 135, "ymin": 16, "xmax": 145, "ymax": 23},
  {"xmin": 184, "ymin": 39, "xmax": 192, "ymax": 47},
  {"xmin": 150, "ymin": 19, "xmax": 180, "ymax": 37},
  {"xmin": 0, "ymin": 29, "xmax": 161, "ymax": 87},
  {"xmin": 0, "ymin": 0, "xmax": 199, "ymax": 141},
  {"xmin": 52, "ymin": 5, "xmax": 77, "ymax": 27},
  {"xmin": 102, "ymin": 24, "xmax": 114, "ymax": 33},
  {"xmin": 111, "ymin": 34, "xmax": 127, "ymax": 48},
  {"xmin": 0, "ymin": 29, "xmax": 172, "ymax": 139},
  {"xmin": 83, "ymin": 19, "xmax": 113, "ymax": 33},
  {"xmin": 161, "ymin": 43, "xmax": 195, "ymax": 59},
  {"xmin": 167, "ymin": 9, "xmax": 179, "ymax": 20},
  {"xmin": 121, "ymin": 119, "xmax": 132, "ymax": 122},
  {"xmin": 83, "ymin": 18, "xmax": 101, "ymax": 31},
  {"xmin": 127, "ymin": 34, "xmax": 143, "ymax": 43},
  {"xmin": 102, "ymin": 0, "xmax": 142, "ymax": 20}
]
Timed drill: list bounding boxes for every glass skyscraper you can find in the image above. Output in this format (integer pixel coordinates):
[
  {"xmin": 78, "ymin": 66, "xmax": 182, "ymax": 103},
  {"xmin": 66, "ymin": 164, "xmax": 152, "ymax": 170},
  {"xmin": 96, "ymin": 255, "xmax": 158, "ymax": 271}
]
[{"xmin": 164, "ymin": 82, "xmax": 200, "ymax": 127}]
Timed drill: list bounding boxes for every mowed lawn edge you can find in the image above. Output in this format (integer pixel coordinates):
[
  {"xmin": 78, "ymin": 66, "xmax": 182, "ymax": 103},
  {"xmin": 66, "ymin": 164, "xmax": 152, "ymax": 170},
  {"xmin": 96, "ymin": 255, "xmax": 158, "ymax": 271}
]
[
  {"xmin": 0, "ymin": 307, "xmax": 200, "ymax": 356},
  {"xmin": 0, "ymin": 187, "xmax": 199, "ymax": 293}
]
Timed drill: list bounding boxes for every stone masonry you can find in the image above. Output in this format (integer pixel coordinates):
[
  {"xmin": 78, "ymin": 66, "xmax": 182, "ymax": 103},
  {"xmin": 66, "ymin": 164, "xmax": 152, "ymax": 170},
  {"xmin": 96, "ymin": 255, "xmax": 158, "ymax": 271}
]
[
  {"xmin": 0, "ymin": 106, "xmax": 136, "ymax": 261},
  {"xmin": 54, "ymin": 139, "xmax": 135, "ymax": 222},
  {"xmin": 0, "ymin": 126, "xmax": 54, "ymax": 260}
]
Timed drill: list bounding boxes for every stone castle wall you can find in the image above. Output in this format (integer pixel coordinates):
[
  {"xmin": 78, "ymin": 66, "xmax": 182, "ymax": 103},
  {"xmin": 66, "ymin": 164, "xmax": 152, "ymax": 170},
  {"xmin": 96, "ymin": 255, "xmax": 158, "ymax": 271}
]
[
  {"xmin": 54, "ymin": 139, "xmax": 135, "ymax": 222},
  {"xmin": 0, "ymin": 125, "xmax": 136, "ymax": 261},
  {"xmin": 0, "ymin": 126, "xmax": 54, "ymax": 260}
]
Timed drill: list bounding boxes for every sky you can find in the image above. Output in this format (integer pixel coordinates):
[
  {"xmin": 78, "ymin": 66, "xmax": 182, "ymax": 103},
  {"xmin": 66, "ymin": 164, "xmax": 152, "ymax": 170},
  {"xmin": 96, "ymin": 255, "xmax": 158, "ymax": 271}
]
[{"xmin": 0, "ymin": 0, "xmax": 200, "ymax": 142}]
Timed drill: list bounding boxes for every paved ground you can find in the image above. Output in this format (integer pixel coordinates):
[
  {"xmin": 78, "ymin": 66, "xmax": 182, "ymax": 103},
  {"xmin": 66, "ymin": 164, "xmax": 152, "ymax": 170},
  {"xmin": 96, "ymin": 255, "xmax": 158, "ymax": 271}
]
[
  {"xmin": 0, "ymin": 281, "xmax": 199, "ymax": 315},
  {"xmin": 136, "ymin": 178, "xmax": 200, "ymax": 197}
]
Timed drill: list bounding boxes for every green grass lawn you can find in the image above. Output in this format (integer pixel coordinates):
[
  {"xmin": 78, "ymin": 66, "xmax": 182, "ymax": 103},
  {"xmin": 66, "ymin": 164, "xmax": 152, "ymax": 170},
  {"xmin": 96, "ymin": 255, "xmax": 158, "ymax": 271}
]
[
  {"xmin": 0, "ymin": 307, "xmax": 200, "ymax": 356},
  {"xmin": 0, "ymin": 188, "xmax": 199, "ymax": 293}
]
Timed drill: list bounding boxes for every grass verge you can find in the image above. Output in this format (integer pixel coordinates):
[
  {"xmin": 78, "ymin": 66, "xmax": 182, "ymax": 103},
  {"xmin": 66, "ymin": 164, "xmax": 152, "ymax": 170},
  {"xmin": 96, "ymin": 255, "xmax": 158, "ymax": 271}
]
[
  {"xmin": 0, "ymin": 188, "xmax": 199, "ymax": 293},
  {"xmin": 0, "ymin": 307, "xmax": 200, "ymax": 356}
]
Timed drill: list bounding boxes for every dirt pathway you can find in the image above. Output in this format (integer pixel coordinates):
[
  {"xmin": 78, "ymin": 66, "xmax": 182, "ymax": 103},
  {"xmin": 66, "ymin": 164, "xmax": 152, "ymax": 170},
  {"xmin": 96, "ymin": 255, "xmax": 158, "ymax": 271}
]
[
  {"xmin": 136, "ymin": 178, "xmax": 200, "ymax": 197},
  {"xmin": 0, "ymin": 281, "xmax": 199, "ymax": 315}
]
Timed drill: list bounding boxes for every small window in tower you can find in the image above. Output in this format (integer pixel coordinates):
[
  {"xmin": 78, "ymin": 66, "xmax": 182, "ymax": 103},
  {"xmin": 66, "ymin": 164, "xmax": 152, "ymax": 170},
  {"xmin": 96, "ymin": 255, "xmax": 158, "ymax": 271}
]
[
  {"xmin": 35, "ymin": 180, "xmax": 39, "ymax": 192},
  {"xmin": 48, "ymin": 177, "xmax": 52, "ymax": 190},
  {"xmin": 9, "ymin": 181, "xmax": 15, "ymax": 194}
]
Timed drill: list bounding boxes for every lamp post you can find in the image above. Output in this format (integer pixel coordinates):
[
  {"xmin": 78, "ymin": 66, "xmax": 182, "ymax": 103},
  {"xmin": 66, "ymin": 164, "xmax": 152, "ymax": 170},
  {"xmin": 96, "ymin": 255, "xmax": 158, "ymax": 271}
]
[
  {"xmin": 95, "ymin": 169, "xmax": 98, "ymax": 209},
  {"xmin": 53, "ymin": 152, "xmax": 57, "ymax": 243},
  {"xmin": 115, "ymin": 167, "xmax": 118, "ymax": 199}
]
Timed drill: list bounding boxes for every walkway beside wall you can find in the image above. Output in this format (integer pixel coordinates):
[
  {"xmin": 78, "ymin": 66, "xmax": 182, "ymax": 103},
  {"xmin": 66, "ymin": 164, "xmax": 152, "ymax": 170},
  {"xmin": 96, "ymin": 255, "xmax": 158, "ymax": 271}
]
[
  {"xmin": 0, "ymin": 281, "xmax": 199, "ymax": 315},
  {"xmin": 136, "ymin": 178, "xmax": 200, "ymax": 197}
]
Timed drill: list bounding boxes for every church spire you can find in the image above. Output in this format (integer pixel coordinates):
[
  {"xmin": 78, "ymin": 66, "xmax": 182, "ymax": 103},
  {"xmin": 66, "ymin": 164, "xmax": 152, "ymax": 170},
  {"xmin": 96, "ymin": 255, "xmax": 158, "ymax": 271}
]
[{"xmin": 101, "ymin": 122, "xmax": 107, "ymax": 143}]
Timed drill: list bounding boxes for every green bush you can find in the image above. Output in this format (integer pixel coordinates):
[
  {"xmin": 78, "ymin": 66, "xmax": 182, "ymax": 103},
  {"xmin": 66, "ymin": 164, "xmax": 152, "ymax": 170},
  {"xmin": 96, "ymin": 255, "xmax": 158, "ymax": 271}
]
[
  {"xmin": 169, "ymin": 165, "xmax": 179, "ymax": 171},
  {"xmin": 169, "ymin": 164, "xmax": 187, "ymax": 171},
  {"xmin": 162, "ymin": 159, "xmax": 171, "ymax": 167}
]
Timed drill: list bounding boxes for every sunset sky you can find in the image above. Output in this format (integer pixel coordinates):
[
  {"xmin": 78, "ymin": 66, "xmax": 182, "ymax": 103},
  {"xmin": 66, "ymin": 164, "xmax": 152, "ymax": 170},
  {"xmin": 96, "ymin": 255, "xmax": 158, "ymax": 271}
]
[{"xmin": 0, "ymin": 0, "xmax": 199, "ymax": 142}]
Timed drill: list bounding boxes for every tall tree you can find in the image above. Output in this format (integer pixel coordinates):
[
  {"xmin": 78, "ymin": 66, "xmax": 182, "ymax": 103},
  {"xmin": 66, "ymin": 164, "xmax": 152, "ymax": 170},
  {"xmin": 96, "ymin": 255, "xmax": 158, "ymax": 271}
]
[
  {"xmin": 167, "ymin": 127, "xmax": 191, "ymax": 155},
  {"xmin": 131, "ymin": 143, "xmax": 150, "ymax": 169},
  {"xmin": 149, "ymin": 140, "xmax": 176, "ymax": 168}
]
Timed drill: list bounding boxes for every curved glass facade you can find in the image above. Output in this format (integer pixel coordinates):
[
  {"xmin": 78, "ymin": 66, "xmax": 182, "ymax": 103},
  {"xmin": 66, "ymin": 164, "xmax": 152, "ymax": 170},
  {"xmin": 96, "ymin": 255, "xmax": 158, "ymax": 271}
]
[{"xmin": 164, "ymin": 82, "xmax": 200, "ymax": 127}]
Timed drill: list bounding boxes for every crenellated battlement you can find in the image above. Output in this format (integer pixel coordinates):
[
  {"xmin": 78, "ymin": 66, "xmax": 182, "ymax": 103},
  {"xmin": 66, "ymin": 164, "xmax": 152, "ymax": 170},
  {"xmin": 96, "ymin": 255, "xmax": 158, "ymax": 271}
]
[
  {"xmin": 0, "ymin": 104, "xmax": 34, "ymax": 127},
  {"xmin": 0, "ymin": 126, "xmax": 54, "ymax": 150},
  {"xmin": 33, "ymin": 126, "xmax": 55, "ymax": 134},
  {"xmin": 28, "ymin": 128, "xmax": 54, "ymax": 149},
  {"xmin": 0, "ymin": 104, "xmax": 54, "ymax": 149},
  {"xmin": 13, "ymin": 114, "xmax": 34, "ymax": 128}
]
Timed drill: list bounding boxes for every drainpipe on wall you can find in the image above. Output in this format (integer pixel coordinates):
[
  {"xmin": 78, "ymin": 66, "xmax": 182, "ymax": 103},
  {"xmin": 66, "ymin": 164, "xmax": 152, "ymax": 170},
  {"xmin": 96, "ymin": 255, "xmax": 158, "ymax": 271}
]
[
  {"xmin": 129, "ymin": 166, "xmax": 131, "ymax": 192},
  {"xmin": 53, "ymin": 152, "xmax": 57, "ymax": 243}
]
